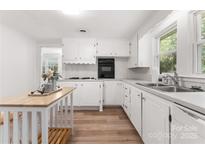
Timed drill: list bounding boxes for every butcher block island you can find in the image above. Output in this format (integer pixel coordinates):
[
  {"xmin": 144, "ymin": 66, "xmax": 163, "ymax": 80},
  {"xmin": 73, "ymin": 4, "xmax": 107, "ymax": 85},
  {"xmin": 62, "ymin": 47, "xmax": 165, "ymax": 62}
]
[{"xmin": 0, "ymin": 87, "xmax": 75, "ymax": 144}]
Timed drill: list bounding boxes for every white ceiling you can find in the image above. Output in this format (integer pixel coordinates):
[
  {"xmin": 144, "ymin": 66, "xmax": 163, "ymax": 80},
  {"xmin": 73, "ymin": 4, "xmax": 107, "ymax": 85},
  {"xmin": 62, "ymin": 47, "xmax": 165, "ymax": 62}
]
[{"xmin": 0, "ymin": 10, "xmax": 163, "ymax": 41}]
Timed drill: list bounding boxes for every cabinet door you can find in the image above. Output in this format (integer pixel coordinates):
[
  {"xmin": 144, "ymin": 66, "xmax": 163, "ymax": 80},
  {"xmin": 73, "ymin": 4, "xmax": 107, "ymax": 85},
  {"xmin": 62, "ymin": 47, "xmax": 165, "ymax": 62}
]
[
  {"xmin": 138, "ymin": 32, "xmax": 152, "ymax": 67},
  {"xmin": 96, "ymin": 39, "xmax": 115, "ymax": 56},
  {"xmin": 171, "ymin": 105, "xmax": 205, "ymax": 144},
  {"xmin": 62, "ymin": 38, "xmax": 78, "ymax": 63},
  {"xmin": 96, "ymin": 39, "xmax": 129, "ymax": 57},
  {"xmin": 104, "ymin": 81, "xmax": 123, "ymax": 105},
  {"xmin": 78, "ymin": 39, "xmax": 96, "ymax": 64},
  {"xmin": 104, "ymin": 81, "xmax": 117, "ymax": 105},
  {"xmin": 122, "ymin": 84, "xmax": 131, "ymax": 117},
  {"xmin": 58, "ymin": 82, "xmax": 80, "ymax": 106},
  {"xmin": 80, "ymin": 82, "xmax": 102, "ymax": 107},
  {"xmin": 128, "ymin": 33, "xmax": 138, "ymax": 68},
  {"xmin": 113, "ymin": 40, "xmax": 130, "ymax": 57},
  {"xmin": 115, "ymin": 81, "xmax": 124, "ymax": 106},
  {"xmin": 130, "ymin": 87, "xmax": 142, "ymax": 136},
  {"xmin": 142, "ymin": 92, "xmax": 170, "ymax": 144}
]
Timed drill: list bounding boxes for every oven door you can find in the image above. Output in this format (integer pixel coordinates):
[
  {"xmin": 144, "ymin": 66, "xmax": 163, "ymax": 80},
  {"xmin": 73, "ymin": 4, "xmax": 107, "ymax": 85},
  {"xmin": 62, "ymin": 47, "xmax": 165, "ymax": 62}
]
[{"xmin": 98, "ymin": 64, "xmax": 114, "ymax": 78}]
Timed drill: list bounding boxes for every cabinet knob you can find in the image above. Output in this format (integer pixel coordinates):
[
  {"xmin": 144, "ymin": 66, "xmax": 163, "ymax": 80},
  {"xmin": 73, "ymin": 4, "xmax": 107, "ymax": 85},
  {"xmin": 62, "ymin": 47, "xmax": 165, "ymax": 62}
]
[{"xmin": 142, "ymin": 97, "xmax": 146, "ymax": 101}]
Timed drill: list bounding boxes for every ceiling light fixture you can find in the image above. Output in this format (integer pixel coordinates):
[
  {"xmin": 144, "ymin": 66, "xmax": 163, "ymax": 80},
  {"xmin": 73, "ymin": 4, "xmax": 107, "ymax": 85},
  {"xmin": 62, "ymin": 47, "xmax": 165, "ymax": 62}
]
[{"xmin": 61, "ymin": 10, "xmax": 81, "ymax": 15}]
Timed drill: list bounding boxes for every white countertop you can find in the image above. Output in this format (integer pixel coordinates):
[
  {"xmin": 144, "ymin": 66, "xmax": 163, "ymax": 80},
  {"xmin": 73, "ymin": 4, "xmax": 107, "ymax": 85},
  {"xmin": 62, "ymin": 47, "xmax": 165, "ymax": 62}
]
[
  {"xmin": 123, "ymin": 79, "xmax": 205, "ymax": 115},
  {"xmin": 58, "ymin": 78, "xmax": 122, "ymax": 82}
]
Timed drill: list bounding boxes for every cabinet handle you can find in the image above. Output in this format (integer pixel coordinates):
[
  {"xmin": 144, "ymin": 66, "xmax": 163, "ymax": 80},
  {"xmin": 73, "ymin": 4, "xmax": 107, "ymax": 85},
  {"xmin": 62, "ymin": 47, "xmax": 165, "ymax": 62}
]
[
  {"xmin": 142, "ymin": 97, "xmax": 146, "ymax": 101},
  {"xmin": 137, "ymin": 94, "xmax": 141, "ymax": 97},
  {"xmin": 125, "ymin": 95, "xmax": 128, "ymax": 97}
]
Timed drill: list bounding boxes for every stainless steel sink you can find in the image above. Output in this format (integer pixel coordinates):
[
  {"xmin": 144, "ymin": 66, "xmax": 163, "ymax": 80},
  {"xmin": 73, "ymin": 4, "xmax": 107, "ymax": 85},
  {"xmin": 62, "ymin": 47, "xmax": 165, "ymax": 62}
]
[
  {"xmin": 136, "ymin": 82, "xmax": 203, "ymax": 92},
  {"xmin": 136, "ymin": 83, "xmax": 167, "ymax": 87},
  {"xmin": 153, "ymin": 86, "xmax": 196, "ymax": 92}
]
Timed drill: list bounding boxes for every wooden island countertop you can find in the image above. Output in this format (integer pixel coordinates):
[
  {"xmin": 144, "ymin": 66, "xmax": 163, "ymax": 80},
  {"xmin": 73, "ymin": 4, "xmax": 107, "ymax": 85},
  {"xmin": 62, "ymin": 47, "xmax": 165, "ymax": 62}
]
[{"xmin": 0, "ymin": 87, "xmax": 75, "ymax": 107}]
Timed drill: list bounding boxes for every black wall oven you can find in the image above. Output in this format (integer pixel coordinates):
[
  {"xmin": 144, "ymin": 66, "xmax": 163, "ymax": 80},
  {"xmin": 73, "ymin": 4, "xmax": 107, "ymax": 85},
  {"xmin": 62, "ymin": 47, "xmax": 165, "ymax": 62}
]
[{"xmin": 98, "ymin": 58, "xmax": 115, "ymax": 79}]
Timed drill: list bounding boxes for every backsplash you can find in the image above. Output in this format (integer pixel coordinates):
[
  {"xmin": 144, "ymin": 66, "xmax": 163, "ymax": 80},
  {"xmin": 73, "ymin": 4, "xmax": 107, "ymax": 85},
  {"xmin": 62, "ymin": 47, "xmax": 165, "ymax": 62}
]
[
  {"xmin": 63, "ymin": 64, "xmax": 97, "ymax": 78},
  {"xmin": 62, "ymin": 57, "xmax": 152, "ymax": 80}
]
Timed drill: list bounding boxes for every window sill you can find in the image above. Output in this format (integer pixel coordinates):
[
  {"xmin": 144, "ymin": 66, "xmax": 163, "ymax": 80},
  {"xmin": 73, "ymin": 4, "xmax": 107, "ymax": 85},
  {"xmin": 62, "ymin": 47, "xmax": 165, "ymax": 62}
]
[{"xmin": 179, "ymin": 74, "xmax": 205, "ymax": 80}]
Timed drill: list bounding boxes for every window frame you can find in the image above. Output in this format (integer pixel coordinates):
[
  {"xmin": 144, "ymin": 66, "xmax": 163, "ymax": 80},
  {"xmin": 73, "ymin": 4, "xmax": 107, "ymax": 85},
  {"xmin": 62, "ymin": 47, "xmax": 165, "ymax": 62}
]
[
  {"xmin": 40, "ymin": 47, "xmax": 63, "ymax": 78},
  {"xmin": 157, "ymin": 26, "xmax": 177, "ymax": 75},
  {"xmin": 193, "ymin": 11, "xmax": 205, "ymax": 74}
]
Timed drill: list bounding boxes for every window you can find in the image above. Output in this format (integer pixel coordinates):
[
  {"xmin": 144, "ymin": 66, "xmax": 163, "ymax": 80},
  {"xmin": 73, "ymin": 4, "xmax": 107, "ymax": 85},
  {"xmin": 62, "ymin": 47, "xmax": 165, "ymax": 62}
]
[
  {"xmin": 195, "ymin": 11, "xmax": 205, "ymax": 73},
  {"xmin": 41, "ymin": 47, "xmax": 62, "ymax": 76},
  {"xmin": 159, "ymin": 28, "xmax": 177, "ymax": 74}
]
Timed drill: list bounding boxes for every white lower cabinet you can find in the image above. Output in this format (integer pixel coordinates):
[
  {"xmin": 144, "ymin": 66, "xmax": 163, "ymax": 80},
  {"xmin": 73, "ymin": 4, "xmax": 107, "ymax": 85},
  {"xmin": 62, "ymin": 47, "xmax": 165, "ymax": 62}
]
[
  {"xmin": 58, "ymin": 81, "xmax": 103, "ymax": 111},
  {"xmin": 130, "ymin": 87, "xmax": 142, "ymax": 136},
  {"xmin": 122, "ymin": 83, "xmax": 131, "ymax": 118},
  {"xmin": 58, "ymin": 82, "xmax": 80, "ymax": 106},
  {"xmin": 171, "ymin": 105, "xmax": 205, "ymax": 144},
  {"xmin": 142, "ymin": 91, "xmax": 170, "ymax": 144},
  {"xmin": 103, "ymin": 81, "xmax": 123, "ymax": 106}
]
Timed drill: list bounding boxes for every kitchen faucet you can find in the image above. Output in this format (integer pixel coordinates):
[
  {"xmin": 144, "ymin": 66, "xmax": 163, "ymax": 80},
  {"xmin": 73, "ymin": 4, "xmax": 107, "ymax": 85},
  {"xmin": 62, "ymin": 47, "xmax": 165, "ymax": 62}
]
[{"xmin": 164, "ymin": 72, "xmax": 179, "ymax": 87}]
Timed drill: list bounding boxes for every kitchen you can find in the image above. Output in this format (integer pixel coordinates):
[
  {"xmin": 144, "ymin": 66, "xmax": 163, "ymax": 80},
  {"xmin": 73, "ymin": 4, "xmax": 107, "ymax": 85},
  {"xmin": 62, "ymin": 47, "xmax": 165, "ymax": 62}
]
[{"xmin": 0, "ymin": 6, "xmax": 205, "ymax": 147}]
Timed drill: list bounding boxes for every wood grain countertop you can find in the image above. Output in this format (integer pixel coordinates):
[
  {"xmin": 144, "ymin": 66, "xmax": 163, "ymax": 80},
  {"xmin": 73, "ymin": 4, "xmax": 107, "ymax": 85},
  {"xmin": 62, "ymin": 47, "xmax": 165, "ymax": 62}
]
[{"xmin": 0, "ymin": 87, "xmax": 75, "ymax": 107}]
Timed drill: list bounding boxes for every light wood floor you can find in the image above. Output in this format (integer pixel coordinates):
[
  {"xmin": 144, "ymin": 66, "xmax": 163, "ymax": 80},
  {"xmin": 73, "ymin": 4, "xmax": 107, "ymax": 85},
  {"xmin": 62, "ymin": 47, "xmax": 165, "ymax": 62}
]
[{"xmin": 69, "ymin": 107, "xmax": 143, "ymax": 144}]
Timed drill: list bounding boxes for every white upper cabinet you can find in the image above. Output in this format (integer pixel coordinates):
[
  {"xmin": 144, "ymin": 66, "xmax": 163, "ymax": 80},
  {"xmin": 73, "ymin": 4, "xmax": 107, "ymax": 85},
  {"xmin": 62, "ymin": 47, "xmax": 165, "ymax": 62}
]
[
  {"xmin": 96, "ymin": 39, "xmax": 130, "ymax": 57},
  {"xmin": 138, "ymin": 32, "xmax": 152, "ymax": 67},
  {"xmin": 128, "ymin": 33, "xmax": 138, "ymax": 68},
  {"xmin": 62, "ymin": 38, "xmax": 96, "ymax": 64},
  {"xmin": 128, "ymin": 31, "xmax": 152, "ymax": 68}
]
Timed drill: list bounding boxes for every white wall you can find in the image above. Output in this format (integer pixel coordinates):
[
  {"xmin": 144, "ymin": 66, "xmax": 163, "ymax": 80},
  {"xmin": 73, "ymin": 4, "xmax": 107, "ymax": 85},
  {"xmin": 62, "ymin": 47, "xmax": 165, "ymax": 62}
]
[
  {"xmin": 0, "ymin": 23, "xmax": 38, "ymax": 98},
  {"xmin": 0, "ymin": 22, "xmax": 3, "ymax": 97}
]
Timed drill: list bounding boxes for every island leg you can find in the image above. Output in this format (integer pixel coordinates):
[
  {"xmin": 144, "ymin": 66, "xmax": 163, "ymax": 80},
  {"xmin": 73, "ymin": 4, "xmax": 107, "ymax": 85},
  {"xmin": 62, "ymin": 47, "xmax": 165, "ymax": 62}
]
[{"xmin": 41, "ymin": 109, "xmax": 48, "ymax": 144}]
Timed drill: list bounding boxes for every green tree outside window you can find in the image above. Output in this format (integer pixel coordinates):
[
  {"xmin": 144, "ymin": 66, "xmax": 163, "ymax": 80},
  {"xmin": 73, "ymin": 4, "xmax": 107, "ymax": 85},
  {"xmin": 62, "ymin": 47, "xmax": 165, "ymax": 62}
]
[{"xmin": 160, "ymin": 29, "xmax": 177, "ymax": 74}]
